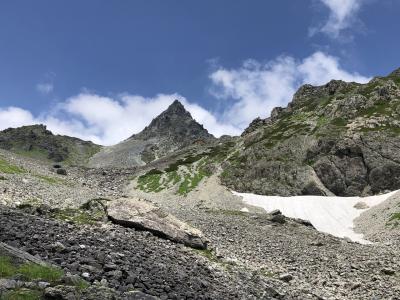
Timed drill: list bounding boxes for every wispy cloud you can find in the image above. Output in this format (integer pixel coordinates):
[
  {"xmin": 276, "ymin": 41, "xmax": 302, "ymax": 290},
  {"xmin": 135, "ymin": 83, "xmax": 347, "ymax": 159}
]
[
  {"xmin": 36, "ymin": 83, "xmax": 54, "ymax": 94},
  {"xmin": 310, "ymin": 0, "xmax": 364, "ymax": 39}
]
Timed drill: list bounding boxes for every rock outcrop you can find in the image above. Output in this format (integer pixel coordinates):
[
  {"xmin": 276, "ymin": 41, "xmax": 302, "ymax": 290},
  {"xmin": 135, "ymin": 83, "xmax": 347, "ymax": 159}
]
[
  {"xmin": 106, "ymin": 198, "xmax": 208, "ymax": 249},
  {"xmin": 0, "ymin": 125, "xmax": 101, "ymax": 165},
  {"xmin": 222, "ymin": 68, "xmax": 400, "ymax": 196}
]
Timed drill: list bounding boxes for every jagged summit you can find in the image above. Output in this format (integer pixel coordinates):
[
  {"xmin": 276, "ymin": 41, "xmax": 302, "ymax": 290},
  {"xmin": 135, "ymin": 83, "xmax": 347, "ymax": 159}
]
[
  {"xmin": 89, "ymin": 100, "xmax": 214, "ymax": 168},
  {"xmin": 132, "ymin": 99, "xmax": 214, "ymax": 142},
  {"xmin": 165, "ymin": 99, "xmax": 188, "ymax": 114}
]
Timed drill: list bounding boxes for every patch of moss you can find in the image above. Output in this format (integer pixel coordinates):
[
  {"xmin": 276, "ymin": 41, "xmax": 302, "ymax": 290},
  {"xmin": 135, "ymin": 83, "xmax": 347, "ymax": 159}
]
[
  {"xmin": 52, "ymin": 208, "xmax": 104, "ymax": 225},
  {"xmin": 330, "ymin": 117, "xmax": 347, "ymax": 127},
  {"xmin": 2, "ymin": 288, "xmax": 42, "ymax": 300},
  {"xmin": 18, "ymin": 263, "xmax": 63, "ymax": 282},
  {"xmin": 1, "ymin": 255, "xmax": 63, "ymax": 283},
  {"xmin": 389, "ymin": 212, "xmax": 400, "ymax": 222},
  {"xmin": 33, "ymin": 174, "xmax": 63, "ymax": 185},
  {"xmin": 193, "ymin": 249, "xmax": 216, "ymax": 261},
  {"xmin": 14, "ymin": 148, "xmax": 50, "ymax": 162},
  {"xmin": 357, "ymin": 101, "xmax": 395, "ymax": 118},
  {"xmin": 74, "ymin": 278, "xmax": 90, "ymax": 291},
  {"xmin": 0, "ymin": 158, "xmax": 25, "ymax": 174},
  {"xmin": 177, "ymin": 167, "xmax": 211, "ymax": 196},
  {"xmin": 0, "ymin": 256, "xmax": 16, "ymax": 277},
  {"xmin": 137, "ymin": 173, "xmax": 164, "ymax": 193}
]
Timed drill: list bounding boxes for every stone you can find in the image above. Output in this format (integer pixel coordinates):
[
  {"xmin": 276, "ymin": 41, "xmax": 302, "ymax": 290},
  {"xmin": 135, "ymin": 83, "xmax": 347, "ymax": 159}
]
[
  {"xmin": 270, "ymin": 214, "xmax": 286, "ymax": 224},
  {"xmin": 56, "ymin": 168, "xmax": 67, "ymax": 176},
  {"xmin": 353, "ymin": 202, "xmax": 369, "ymax": 210},
  {"xmin": 52, "ymin": 241, "xmax": 67, "ymax": 253},
  {"xmin": 123, "ymin": 291, "xmax": 159, "ymax": 300},
  {"xmin": 38, "ymin": 281, "xmax": 51, "ymax": 289},
  {"xmin": 0, "ymin": 279, "xmax": 17, "ymax": 289},
  {"xmin": 279, "ymin": 273, "xmax": 293, "ymax": 282},
  {"xmin": 381, "ymin": 268, "xmax": 396, "ymax": 275},
  {"xmin": 107, "ymin": 198, "xmax": 208, "ymax": 249}
]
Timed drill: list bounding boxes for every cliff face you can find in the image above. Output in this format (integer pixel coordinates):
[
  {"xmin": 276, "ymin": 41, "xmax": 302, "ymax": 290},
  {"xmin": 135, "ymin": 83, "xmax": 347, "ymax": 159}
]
[{"xmin": 221, "ymin": 69, "xmax": 400, "ymax": 196}]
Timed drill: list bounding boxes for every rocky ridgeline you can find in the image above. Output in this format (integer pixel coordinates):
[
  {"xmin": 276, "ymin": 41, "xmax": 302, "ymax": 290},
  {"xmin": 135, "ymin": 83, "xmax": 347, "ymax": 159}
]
[
  {"xmin": 0, "ymin": 124, "xmax": 101, "ymax": 165},
  {"xmin": 222, "ymin": 68, "xmax": 400, "ymax": 196}
]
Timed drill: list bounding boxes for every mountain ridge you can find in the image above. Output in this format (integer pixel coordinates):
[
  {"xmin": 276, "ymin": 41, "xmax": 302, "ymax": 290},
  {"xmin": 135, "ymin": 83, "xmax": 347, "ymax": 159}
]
[{"xmin": 0, "ymin": 124, "xmax": 101, "ymax": 165}]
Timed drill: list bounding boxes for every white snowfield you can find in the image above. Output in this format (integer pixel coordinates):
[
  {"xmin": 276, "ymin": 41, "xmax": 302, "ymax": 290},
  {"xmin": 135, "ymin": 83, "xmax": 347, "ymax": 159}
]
[{"xmin": 233, "ymin": 190, "xmax": 398, "ymax": 244}]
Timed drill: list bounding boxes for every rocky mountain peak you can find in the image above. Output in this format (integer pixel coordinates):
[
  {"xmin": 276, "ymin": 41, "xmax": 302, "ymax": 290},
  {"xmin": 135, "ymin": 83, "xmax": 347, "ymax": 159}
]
[
  {"xmin": 165, "ymin": 99, "xmax": 188, "ymax": 115},
  {"xmin": 2, "ymin": 124, "xmax": 52, "ymax": 136},
  {"xmin": 90, "ymin": 100, "xmax": 214, "ymax": 168},
  {"xmin": 132, "ymin": 100, "xmax": 214, "ymax": 141}
]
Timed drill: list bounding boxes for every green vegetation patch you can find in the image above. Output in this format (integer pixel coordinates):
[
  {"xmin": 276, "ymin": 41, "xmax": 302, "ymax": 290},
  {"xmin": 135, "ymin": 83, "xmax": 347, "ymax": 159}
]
[
  {"xmin": 52, "ymin": 207, "xmax": 105, "ymax": 225},
  {"xmin": 0, "ymin": 256, "xmax": 16, "ymax": 277},
  {"xmin": 33, "ymin": 174, "xmax": 63, "ymax": 185},
  {"xmin": 359, "ymin": 101, "xmax": 393, "ymax": 117},
  {"xmin": 389, "ymin": 212, "xmax": 400, "ymax": 222},
  {"xmin": 0, "ymin": 255, "xmax": 63, "ymax": 282},
  {"xmin": 0, "ymin": 158, "xmax": 25, "ymax": 174},
  {"xmin": 137, "ymin": 153, "xmax": 216, "ymax": 195},
  {"xmin": 193, "ymin": 248, "xmax": 216, "ymax": 262},
  {"xmin": 1, "ymin": 288, "xmax": 42, "ymax": 300},
  {"xmin": 18, "ymin": 263, "xmax": 63, "ymax": 282},
  {"xmin": 137, "ymin": 172, "xmax": 164, "ymax": 193}
]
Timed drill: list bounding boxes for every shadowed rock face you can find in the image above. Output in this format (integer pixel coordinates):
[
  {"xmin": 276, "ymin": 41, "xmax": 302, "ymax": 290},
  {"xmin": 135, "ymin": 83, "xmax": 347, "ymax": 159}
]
[
  {"xmin": 222, "ymin": 67, "xmax": 400, "ymax": 196},
  {"xmin": 106, "ymin": 198, "xmax": 208, "ymax": 249},
  {"xmin": 88, "ymin": 100, "xmax": 214, "ymax": 168}
]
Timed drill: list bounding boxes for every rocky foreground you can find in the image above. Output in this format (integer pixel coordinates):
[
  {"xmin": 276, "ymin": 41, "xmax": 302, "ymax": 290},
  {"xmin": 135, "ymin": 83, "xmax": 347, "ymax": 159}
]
[
  {"xmin": 0, "ymin": 206, "xmax": 276, "ymax": 300},
  {"xmin": 1, "ymin": 148, "xmax": 400, "ymax": 299}
]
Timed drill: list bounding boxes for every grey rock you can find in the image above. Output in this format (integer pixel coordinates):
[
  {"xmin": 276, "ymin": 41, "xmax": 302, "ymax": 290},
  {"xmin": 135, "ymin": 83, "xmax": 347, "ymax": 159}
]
[
  {"xmin": 107, "ymin": 198, "xmax": 208, "ymax": 249},
  {"xmin": 279, "ymin": 273, "xmax": 293, "ymax": 282},
  {"xmin": 381, "ymin": 268, "xmax": 396, "ymax": 275}
]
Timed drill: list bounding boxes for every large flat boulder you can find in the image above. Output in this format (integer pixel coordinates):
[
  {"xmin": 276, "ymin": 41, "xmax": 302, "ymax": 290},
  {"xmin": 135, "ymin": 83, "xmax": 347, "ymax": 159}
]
[{"xmin": 106, "ymin": 198, "xmax": 208, "ymax": 249}]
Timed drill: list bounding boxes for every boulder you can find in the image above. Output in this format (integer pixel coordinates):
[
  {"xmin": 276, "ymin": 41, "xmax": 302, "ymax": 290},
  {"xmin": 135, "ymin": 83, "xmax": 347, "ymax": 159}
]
[
  {"xmin": 353, "ymin": 201, "xmax": 369, "ymax": 210},
  {"xmin": 56, "ymin": 168, "xmax": 67, "ymax": 175},
  {"xmin": 107, "ymin": 198, "xmax": 208, "ymax": 249}
]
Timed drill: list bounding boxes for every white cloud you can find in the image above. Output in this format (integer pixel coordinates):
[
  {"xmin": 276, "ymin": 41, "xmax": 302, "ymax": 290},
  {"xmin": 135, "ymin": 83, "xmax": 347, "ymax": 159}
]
[
  {"xmin": 36, "ymin": 83, "xmax": 54, "ymax": 94},
  {"xmin": 311, "ymin": 0, "xmax": 364, "ymax": 38},
  {"xmin": 210, "ymin": 51, "xmax": 370, "ymax": 129},
  {"xmin": 0, "ymin": 51, "xmax": 370, "ymax": 146},
  {"xmin": 0, "ymin": 93, "xmax": 240, "ymax": 146},
  {"xmin": 0, "ymin": 107, "xmax": 36, "ymax": 128}
]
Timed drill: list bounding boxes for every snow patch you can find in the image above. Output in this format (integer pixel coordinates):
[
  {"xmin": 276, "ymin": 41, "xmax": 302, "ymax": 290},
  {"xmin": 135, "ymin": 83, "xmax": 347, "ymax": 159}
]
[{"xmin": 232, "ymin": 190, "xmax": 397, "ymax": 244}]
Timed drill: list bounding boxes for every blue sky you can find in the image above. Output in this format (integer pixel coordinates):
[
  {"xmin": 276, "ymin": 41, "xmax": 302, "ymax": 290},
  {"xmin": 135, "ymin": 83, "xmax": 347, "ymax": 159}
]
[{"xmin": 0, "ymin": 0, "xmax": 399, "ymax": 145}]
